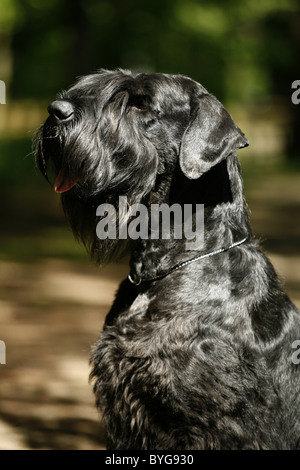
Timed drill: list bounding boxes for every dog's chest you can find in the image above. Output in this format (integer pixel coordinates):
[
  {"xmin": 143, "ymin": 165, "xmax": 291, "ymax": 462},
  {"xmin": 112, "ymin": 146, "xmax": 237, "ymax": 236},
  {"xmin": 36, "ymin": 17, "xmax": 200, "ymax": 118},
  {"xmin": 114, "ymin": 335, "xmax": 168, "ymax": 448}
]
[
  {"xmin": 103, "ymin": 292, "xmax": 175, "ymax": 358},
  {"xmin": 96, "ymin": 291, "xmax": 197, "ymax": 395}
]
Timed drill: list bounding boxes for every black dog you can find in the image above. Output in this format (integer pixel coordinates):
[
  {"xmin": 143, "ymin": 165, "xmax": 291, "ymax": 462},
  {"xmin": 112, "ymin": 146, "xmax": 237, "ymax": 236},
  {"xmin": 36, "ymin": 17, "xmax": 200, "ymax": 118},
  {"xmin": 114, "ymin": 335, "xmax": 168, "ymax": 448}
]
[{"xmin": 35, "ymin": 69, "xmax": 300, "ymax": 450}]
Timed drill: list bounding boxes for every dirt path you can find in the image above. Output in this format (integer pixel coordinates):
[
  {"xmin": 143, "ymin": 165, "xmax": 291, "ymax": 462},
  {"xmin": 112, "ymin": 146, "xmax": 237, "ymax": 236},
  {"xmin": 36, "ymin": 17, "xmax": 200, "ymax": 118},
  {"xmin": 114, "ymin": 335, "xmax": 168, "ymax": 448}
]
[{"xmin": 0, "ymin": 260, "xmax": 129, "ymax": 449}]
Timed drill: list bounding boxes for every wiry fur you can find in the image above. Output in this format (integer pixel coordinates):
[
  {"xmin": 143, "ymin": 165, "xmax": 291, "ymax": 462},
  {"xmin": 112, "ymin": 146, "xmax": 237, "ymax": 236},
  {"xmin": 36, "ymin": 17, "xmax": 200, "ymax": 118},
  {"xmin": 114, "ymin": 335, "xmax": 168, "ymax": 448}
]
[{"xmin": 35, "ymin": 69, "xmax": 300, "ymax": 450}]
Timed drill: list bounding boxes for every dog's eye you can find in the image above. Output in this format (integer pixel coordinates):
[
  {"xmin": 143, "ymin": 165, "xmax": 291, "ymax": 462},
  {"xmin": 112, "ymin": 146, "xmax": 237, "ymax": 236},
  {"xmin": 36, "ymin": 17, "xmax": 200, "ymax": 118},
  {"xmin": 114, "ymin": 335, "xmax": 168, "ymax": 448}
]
[{"xmin": 129, "ymin": 95, "xmax": 148, "ymax": 111}]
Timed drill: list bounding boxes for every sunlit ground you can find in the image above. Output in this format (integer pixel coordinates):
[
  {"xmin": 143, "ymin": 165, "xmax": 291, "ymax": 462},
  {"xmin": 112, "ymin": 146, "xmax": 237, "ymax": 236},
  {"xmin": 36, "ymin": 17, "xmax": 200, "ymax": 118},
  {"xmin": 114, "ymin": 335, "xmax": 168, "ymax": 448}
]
[
  {"xmin": 0, "ymin": 142, "xmax": 299, "ymax": 449},
  {"xmin": 0, "ymin": 259, "xmax": 129, "ymax": 449}
]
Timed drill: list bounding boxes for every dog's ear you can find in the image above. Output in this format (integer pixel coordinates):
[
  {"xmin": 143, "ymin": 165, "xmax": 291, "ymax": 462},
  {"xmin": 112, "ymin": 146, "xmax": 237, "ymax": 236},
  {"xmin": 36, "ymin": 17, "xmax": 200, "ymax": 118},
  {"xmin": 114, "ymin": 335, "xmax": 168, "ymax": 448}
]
[{"xmin": 179, "ymin": 93, "xmax": 249, "ymax": 179}]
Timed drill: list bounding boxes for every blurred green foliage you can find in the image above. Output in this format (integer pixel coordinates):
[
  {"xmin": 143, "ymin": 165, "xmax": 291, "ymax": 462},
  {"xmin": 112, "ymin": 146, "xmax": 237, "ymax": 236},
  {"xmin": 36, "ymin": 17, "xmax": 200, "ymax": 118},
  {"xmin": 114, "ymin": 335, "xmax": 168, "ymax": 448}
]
[{"xmin": 0, "ymin": 0, "xmax": 298, "ymax": 104}]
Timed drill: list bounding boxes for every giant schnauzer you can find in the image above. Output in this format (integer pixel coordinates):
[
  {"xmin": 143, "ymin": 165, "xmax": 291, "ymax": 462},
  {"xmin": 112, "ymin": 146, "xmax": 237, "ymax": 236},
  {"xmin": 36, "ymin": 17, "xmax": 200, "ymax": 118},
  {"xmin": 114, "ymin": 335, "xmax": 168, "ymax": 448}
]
[{"xmin": 35, "ymin": 69, "xmax": 300, "ymax": 450}]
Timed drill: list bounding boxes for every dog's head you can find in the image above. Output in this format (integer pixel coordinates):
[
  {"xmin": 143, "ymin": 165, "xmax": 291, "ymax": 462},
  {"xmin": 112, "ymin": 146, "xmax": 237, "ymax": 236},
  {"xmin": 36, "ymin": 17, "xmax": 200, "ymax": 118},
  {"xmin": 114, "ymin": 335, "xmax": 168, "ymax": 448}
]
[
  {"xmin": 34, "ymin": 69, "xmax": 248, "ymax": 261},
  {"xmin": 35, "ymin": 69, "xmax": 248, "ymax": 197}
]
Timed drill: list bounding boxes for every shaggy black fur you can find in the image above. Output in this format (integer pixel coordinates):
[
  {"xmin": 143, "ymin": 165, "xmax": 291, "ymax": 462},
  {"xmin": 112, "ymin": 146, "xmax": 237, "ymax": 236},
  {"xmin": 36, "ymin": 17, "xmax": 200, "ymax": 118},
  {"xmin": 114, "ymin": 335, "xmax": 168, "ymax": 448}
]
[{"xmin": 35, "ymin": 69, "xmax": 300, "ymax": 450}]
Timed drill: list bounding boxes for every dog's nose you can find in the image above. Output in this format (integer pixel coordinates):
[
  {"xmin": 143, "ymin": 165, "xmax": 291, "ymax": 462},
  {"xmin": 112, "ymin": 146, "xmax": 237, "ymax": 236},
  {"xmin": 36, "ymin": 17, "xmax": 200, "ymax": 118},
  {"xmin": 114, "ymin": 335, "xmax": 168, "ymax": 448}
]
[{"xmin": 48, "ymin": 100, "xmax": 74, "ymax": 121}]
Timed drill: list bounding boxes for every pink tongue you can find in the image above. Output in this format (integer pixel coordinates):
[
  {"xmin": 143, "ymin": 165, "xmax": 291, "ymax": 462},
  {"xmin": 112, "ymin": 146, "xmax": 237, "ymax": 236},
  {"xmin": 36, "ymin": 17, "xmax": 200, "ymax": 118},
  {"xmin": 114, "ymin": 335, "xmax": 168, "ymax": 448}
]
[{"xmin": 54, "ymin": 169, "xmax": 80, "ymax": 193}]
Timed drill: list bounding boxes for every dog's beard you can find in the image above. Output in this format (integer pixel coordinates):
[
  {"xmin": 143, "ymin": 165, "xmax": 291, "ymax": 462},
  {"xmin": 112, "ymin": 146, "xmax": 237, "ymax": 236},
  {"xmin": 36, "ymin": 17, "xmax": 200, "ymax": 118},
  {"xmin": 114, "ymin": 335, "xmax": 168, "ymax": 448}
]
[
  {"xmin": 35, "ymin": 136, "xmax": 158, "ymax": 265},
  {"xmin": 61, "ymin": 191, "xmax": 144, "ymax": 265}
]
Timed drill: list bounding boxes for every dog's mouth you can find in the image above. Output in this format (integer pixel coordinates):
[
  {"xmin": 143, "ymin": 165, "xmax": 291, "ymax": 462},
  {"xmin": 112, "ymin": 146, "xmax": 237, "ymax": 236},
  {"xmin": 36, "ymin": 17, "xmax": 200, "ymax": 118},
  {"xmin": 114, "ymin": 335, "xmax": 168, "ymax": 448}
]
[
  {"xmin": 54, "ymin": 169, "xmax": 80, "ymax": 193},
  {"xmin": 36, "ymin": 119, "xmax": 81, "ymax": 194}
]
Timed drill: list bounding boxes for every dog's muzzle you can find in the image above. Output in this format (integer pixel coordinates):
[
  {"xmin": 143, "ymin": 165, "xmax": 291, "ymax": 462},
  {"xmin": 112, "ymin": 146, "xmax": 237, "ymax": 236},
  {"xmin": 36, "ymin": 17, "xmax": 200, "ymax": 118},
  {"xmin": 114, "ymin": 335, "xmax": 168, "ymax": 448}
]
[{"xmin": 44, "ymin": 100, "xmax": 81, "ymax": 193}]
